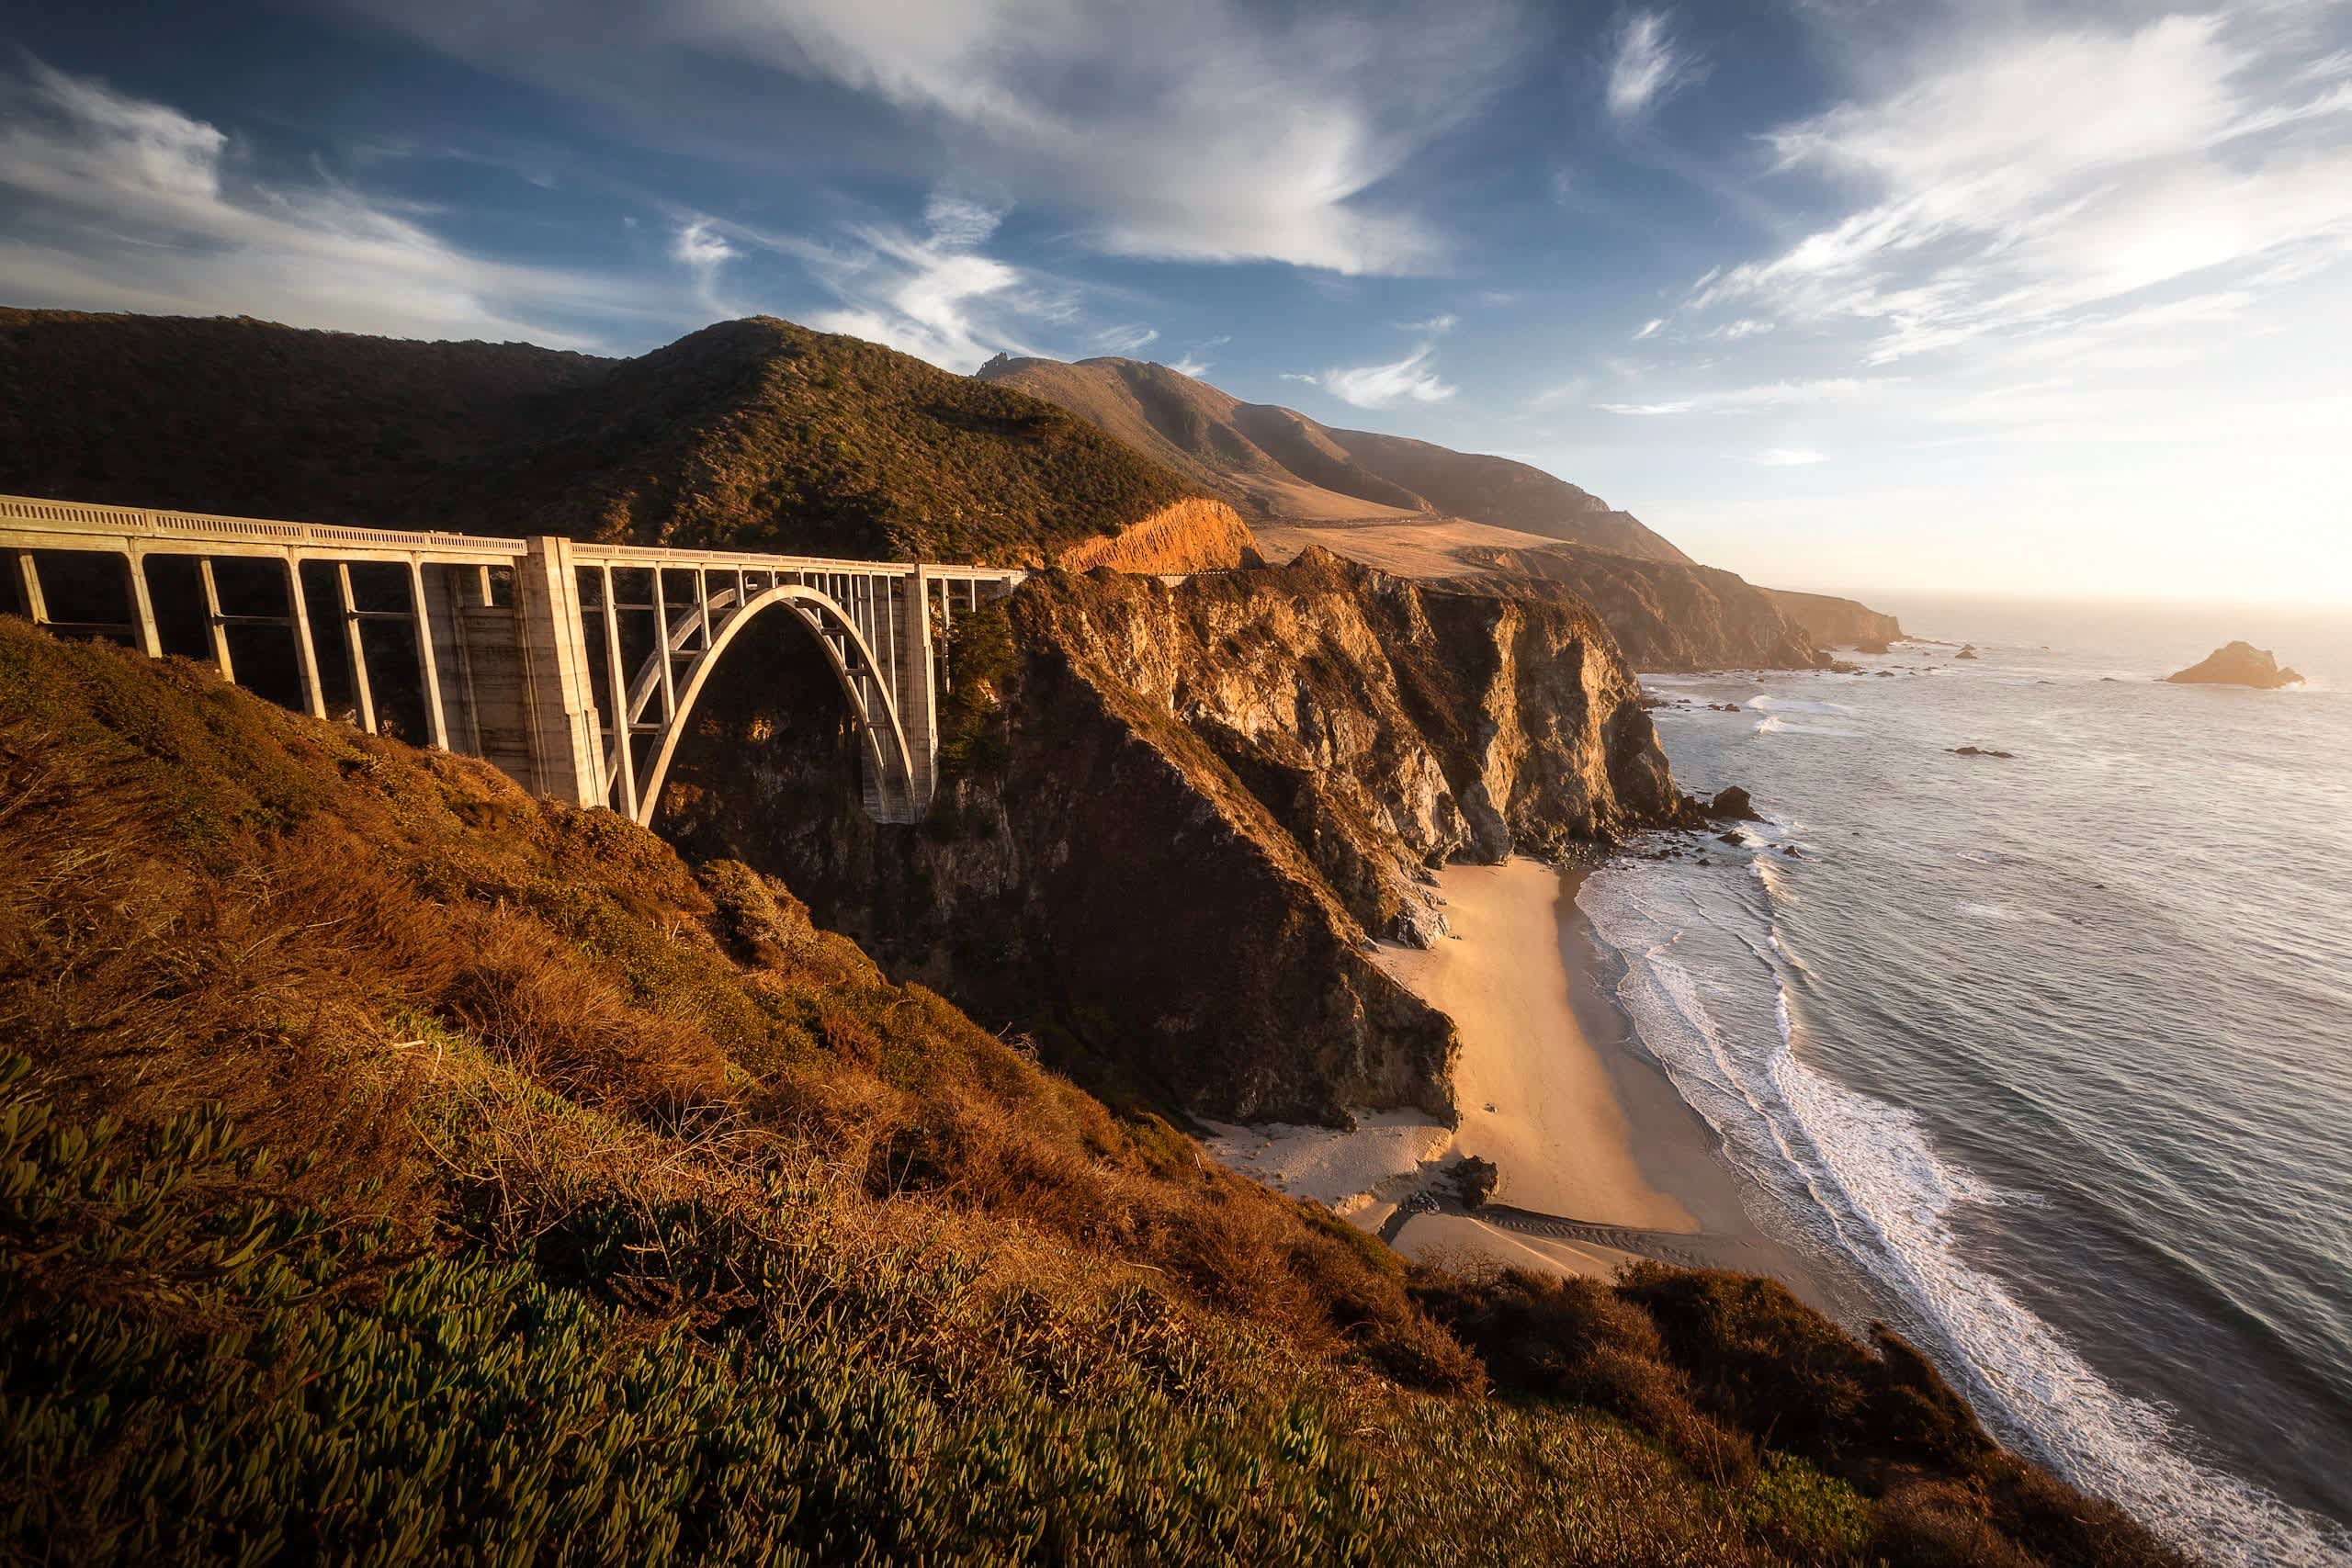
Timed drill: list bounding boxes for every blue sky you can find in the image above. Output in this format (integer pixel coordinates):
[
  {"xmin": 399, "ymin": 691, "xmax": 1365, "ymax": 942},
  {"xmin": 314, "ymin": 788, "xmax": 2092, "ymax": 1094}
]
[{"xmin": 3, "ymin": 0, "xmax": 2347, "ymax": 605}]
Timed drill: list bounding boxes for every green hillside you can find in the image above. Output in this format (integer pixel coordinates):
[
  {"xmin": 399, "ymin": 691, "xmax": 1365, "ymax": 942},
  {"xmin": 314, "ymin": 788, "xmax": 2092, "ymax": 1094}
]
[{"xmin": 0, "ymin": 310, "xmax": 1194, "ymax": 563}]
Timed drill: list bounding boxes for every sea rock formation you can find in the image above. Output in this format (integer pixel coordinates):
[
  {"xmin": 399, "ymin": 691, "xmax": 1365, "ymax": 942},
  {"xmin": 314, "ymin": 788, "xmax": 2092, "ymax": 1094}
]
[
  {"xmin": 1704, "ymin": 786, "xmax": 1761, "ymax": 821},
  {"xmin": 656, "ymin": 549, "xmax": 1693, "ymax": 1124},
  {"xmin": 2165, "ymin": 642, "xmax": 2306, "ymax": 689}
]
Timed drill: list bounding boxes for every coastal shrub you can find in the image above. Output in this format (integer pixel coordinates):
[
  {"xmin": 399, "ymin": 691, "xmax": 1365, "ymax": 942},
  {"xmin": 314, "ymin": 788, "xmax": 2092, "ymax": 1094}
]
[
  {"xmin": 0, "ymin": 1065, "xmax": 1391, "ymax": 1566},
  {"xmin": 1616, "ymin": 1263, "xmax": 1988, "ymax": 1470},
  {"xmin": 1411, "ymin": 1265, "xmax": 1752, "ymax": 1481}
]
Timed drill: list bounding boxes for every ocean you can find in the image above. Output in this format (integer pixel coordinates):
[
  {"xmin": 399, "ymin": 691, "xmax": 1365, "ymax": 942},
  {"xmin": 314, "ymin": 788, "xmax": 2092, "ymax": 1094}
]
[{"xmin": 1585, "ymin": 596, "xmax": 2352, "ymax": 1567}]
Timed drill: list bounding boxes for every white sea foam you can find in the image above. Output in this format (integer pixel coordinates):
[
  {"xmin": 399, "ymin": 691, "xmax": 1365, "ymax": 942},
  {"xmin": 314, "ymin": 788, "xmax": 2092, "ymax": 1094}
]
[
  {"xmin": 1755, "ymin": 714, "xmax": 1865, "ymax": 739},
  {"xmin": 1582, "ymin": 857, "xmax": 2352, "ymax": 1568}
]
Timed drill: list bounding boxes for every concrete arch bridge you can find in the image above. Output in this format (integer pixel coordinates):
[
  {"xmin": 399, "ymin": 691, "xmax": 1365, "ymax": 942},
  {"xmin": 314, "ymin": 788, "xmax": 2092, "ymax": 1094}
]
[{"xmin": 1, "ymin": 494, "xmax": 1024, "ymax": 825}]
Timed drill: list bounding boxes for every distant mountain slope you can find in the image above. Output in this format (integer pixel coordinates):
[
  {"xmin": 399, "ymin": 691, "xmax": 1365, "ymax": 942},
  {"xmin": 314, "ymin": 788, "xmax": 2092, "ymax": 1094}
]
[
  {"xmin": 0, "ymin": 311, "xmax": 1214, "ymax": 565},
  {"xmin": 1459, "ymin": 542, "xmax": 1825, "ymax": 671},
  {"xmin": 977, "ymin": 355, "xmax": 1690, "ymax": 563},
  {"xmin": 1766, "ymin": 589, "xmax": 1905, "ymax": 652}
]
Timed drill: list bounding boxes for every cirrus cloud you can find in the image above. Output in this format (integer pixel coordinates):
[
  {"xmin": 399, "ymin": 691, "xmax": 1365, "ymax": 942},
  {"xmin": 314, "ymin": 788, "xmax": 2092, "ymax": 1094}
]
[
  {"xmin": 0, "ymin": 58, "xmax": 647, "ymax": 348},
  {"xmin": 1285, "ymin": 343, "xmax": 1458, "ymax": 408},
  {"xmin": 356, "ymin": 0, "xmax": 1529, "ymax": 276}
]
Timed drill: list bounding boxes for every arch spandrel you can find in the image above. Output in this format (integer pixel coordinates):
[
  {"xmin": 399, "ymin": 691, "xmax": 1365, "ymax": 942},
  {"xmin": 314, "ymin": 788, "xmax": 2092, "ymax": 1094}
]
[{"xmin": 625, "ymin": 581, "xmax": 921, "ymax": 829}]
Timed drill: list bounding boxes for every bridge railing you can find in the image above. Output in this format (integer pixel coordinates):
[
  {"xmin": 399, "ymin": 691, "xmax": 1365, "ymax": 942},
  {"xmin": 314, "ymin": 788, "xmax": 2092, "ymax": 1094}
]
[{"xmin": 0, "ymin": 493, "xmax": 527, "ymax": 558}]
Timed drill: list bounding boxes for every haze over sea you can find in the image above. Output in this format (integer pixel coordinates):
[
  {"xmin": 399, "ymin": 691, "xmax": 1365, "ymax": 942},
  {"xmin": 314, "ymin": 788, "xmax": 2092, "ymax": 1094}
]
[{"xmin": 1590, "ymin": 597, "xmax": 2352, "ymax": 1567}]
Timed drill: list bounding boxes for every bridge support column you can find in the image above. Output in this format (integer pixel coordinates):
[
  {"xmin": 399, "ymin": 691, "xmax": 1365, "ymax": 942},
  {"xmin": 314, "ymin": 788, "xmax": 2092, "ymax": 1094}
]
[
  {"xmin": 9, "ymin": 550, "xmax": 45, "ymax": 626},
  {"xmin": 896, "ymin": 566, "xmax": 939, "ymax": 812},
  {"xmin": 514, "ymin": 536, "xmax": 604, "ymax": 808},
  {"xmin": 198, "ymin": 558, "xmax": 234, "ymax": 680},
  {"xmin": 124, "ymin": 549, "xmax": 163, "ymax": 658},
  {"xmin": 406, "ymin": 558, "xmax": 449, "ymax": 750},
  {"xmin": 284, "ymin": 556, "xmax": 328, "ymax": 719}
]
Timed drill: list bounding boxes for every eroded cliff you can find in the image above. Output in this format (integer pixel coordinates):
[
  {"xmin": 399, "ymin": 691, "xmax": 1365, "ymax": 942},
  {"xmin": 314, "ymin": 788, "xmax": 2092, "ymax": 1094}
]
[
  {"xmin": 655, "ymin": 549, "xmax": 1690, "ymax": 1124},
  {"xmin": 1464, "ymin": 542, "xmax": 1825, "ymax": 671},
  {"xmin": 1056, "ymin": 496, "xmax": 1264, "ymax": 573},
  {"xmin": 1767, "ymin": 588, "xmax": 1905, "ymax": 653}
]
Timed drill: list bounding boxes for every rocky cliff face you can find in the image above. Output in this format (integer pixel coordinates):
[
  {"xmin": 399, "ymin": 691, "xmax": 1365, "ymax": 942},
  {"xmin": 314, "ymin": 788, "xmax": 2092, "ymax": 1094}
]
[
  {"xmin": 1464, "ymin": 543, "xmax": 1825, "ymax": 671},
  {"xmin": 1056, "ymin": 496, "xmax": 1264, "ymax": 573},
  {"xmin": 654, "ymin": 549, "xmax": 1690, "ymax": 1124},
  {"xmin": 1765, "ymin": 589, "xmax": 1905, "ymax": 653}
]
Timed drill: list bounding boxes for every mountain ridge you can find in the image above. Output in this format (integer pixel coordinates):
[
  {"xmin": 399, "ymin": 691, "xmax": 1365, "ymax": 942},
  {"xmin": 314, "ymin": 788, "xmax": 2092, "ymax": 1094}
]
[{"xmin": 976, "ymin": 353, "xmax": 1690, "ymax": 564}]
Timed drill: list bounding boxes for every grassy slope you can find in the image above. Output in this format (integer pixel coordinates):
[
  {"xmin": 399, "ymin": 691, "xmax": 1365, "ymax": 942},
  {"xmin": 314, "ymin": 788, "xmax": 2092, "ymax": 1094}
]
[
  {"xmin": 0, "ymin": 623, "xmax": 2184, "ymax": 1566},
  {"xmin": 0, "ymin": 310, "xmax": 1193, "ymax": 564}
]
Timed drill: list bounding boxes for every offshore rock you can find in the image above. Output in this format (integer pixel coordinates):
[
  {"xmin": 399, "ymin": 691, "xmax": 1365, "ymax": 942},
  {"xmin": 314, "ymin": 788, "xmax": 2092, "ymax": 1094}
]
[
  {"xmin": 1705, "ymin": 786, "xmax": 1761, "ymax": 821},
  {"xmin": 2165, "ymin": 641, "xmax": 2306, "ymax": 689}
]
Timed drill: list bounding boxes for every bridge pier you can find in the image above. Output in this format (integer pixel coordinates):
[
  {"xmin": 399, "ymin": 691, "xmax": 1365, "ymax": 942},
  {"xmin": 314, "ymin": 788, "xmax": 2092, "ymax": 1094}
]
[{"xmin": 513, "ymin": 536, "xmax": 605, "ymax": 809}]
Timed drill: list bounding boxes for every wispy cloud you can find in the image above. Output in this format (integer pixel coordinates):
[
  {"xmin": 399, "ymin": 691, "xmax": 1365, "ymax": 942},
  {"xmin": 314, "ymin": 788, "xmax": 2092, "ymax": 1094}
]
[
  {"xmin": 0, "ymin": 58, "xmax": 643, "ymax": 348},
  {"xmin": 1286, "ymin": 344, "xmax": 1457, "ymax": 408},
  {"xmin": 1633, "ymin": 317, "xmax": 1665, "ymax": 340},
  {"xmin": 1688, "ymin": 13, "xmax": 2352, "ymax": 363},
  {"xmin": 1599, "ymin": 377, "xmax": 1875, "ymax": 415},
  {"xmin": 793, "ymin": 196, "xmax": 1029, "ymax": 373},
  {"xmin": 1166, "ymin": 333, "xmax": 1231, "ymax": 379},
  {"xmin": 1606, "ymin": 12, "xmax": 1698, "ymax": 123},
  {"xmin": 671, "ymin": 219, "xmax": 738, "ymax": 314},
  {"xmin": 363, "ymin": 0, "xmax": 1525, "ymax": 276},
  {"xmin": 1091, "ymin": 322, "xmax": 1159, "ymax": 354},
  {"xmin": 1750, "ymin": 446, "xmax": 1827, "ymax": 466},
  {"xmin": 1397, "ymin": 311, "xmax": 1459, "ymax": 333}
]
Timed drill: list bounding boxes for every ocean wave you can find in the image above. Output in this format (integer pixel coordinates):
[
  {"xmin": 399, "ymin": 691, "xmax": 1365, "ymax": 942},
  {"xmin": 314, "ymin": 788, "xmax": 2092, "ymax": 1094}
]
[
  {"xmin": 1755, "ymin": 714, "xmax": 1865, "ymax": 739},
  {"xmin": 1582, "ymin": 860, "xmax": 2352, "ymax": 1568}
]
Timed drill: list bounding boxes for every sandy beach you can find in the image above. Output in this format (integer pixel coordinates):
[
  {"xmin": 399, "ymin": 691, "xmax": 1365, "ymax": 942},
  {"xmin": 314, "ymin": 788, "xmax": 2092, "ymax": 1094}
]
[{"xmin": 1205, "ymin": 857, "xmax": 1824, "ymax": 1298}]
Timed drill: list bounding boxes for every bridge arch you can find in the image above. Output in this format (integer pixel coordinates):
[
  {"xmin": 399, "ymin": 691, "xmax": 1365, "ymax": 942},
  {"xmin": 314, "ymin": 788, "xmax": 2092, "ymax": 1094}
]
[{"xmin": 625, "ymin": 581, "xmax": 920, "ymax": 828}]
